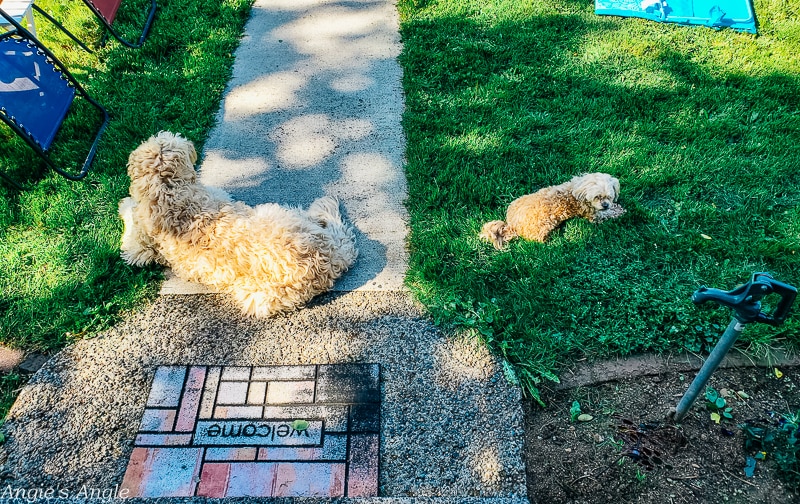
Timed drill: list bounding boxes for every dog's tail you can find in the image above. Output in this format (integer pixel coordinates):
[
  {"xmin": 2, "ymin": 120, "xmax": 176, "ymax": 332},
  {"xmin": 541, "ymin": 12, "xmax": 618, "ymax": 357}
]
[
  {"xmin": 480, "ymin": 220, "xmax": 517, "ymax": 249},
  {"xmin": 308, "ymin": 196, "xmax": 342, "ymax": 225},
  {"xmin": 308, "ymin": 196, "xmax": 358, "ymax": 273}
]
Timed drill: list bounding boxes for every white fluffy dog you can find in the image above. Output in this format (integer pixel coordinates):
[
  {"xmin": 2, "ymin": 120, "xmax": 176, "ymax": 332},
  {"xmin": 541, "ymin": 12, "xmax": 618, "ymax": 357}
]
[{"xmin": 119, "ymin": 131, "xmax": 358, "ymax": 317}]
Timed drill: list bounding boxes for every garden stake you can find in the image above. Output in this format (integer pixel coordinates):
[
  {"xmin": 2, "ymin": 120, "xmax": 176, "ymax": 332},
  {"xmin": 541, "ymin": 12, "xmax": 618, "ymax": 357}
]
[{"xmin": 672, "ymin": 273, "xmax": 797, "ymax": 423}]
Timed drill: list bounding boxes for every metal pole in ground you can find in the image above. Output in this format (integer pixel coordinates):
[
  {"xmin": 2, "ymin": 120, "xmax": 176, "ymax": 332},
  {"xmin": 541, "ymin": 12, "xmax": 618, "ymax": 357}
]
[
  {"xmin": 672, "ymin": 318, "xmax": 745, "ymax": 422},
  {"xmin": 671, "ymin": 273, "xmax": 796, "ymax": 423}
]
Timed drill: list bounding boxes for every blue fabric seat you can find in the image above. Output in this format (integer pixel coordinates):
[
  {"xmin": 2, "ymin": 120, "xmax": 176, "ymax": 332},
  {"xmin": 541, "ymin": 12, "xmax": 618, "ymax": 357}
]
[{"xmin": 0, "ymin": 8, "xmax": 109, "ymax": 189}]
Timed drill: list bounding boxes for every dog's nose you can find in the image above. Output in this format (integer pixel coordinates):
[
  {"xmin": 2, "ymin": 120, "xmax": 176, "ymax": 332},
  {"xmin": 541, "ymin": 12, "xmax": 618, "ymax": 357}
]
[{"xmin": 602, "ymin": 201, "xmax": 610, "ymax": 210}]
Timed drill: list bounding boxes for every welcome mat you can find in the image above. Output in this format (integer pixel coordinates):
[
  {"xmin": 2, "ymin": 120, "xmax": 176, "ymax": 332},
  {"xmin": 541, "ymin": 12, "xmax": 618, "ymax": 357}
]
[{"xmin": 121, "ymin": 364, "xmax": 380, "ymax": 497}]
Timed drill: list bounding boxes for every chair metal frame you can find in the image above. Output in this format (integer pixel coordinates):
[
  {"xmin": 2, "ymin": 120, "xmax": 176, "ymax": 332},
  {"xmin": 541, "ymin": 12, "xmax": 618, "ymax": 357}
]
[
  {"xmin": 88, "ymin": 0, "xmax": 157, "ymax": 49},
  {"xmin": 32, "ymin": 0, "xmax": 156, "ymax": 51},
  {"xmin": 0, "ymin": 8, "xmax": 110, "ymax": 189}
]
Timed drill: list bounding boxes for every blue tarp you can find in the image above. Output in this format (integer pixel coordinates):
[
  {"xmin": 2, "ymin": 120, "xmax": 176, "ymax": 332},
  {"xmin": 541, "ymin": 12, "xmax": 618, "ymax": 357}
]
[{"xmin": 595, "ymin": 0, "xmax": 757, "ymax": 34}]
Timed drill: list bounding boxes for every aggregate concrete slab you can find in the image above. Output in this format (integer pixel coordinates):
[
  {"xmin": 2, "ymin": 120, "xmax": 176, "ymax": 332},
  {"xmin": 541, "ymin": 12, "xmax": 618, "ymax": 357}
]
[{"xmin": 0, "ymin": 293, "xmax": 527, "ymax": 499}]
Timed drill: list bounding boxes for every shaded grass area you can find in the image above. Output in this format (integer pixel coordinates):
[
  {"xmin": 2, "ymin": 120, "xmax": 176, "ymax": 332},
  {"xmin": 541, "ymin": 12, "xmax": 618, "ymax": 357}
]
[
  {"xmin": 0, "ymin": 0, "xmax": 251, "ymax": 411},
  {"xmin": 398, "ymin": 0, "xmax": 800, "ymax": 403}
]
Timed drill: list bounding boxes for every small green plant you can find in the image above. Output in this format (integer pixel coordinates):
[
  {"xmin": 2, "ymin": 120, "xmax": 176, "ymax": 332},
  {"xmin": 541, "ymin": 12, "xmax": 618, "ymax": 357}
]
[
  {"xmin": 570, "ymin": 401, "xmax": 582, "ymax": 422},
  {"xmin": 705, "ymin": 387, "xmax": 733, "ymax": 424},
  {"xmin": 742, "ymin": 410, "xmax": 800, "ymax": 491},
  {"xmin": 635, "ymin": 468, "xmax": 647, "ymax": 483},
  {"xmin": 291, "ymin": 419, "xmax": 309, "ymax": 432},
  {"xmin": 686, "ymin": 324, "xmax": 723, "ymax": 354},
  {"xmin": 606, "ymin": 437, "xmax": 625, "ymax": 451}
]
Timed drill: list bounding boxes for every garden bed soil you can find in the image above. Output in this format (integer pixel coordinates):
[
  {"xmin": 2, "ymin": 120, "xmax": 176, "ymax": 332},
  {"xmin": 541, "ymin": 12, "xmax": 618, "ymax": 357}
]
[{"xmin": 523, "ymin": 363, "xmax": 800, "ymax": 503}]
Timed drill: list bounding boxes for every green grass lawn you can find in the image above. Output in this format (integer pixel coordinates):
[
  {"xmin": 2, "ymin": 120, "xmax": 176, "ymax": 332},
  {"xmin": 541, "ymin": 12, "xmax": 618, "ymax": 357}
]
[
  {"xmin": 0, "ymin": 0, "xmax": 251, "ymax": 409},
  {"xmin": 398, "ymin": 0, "xmax": 800, "ymax": 402},
  {"xmin": 1, "ymin": 0, "xmax": 798, "ymax": 416}
]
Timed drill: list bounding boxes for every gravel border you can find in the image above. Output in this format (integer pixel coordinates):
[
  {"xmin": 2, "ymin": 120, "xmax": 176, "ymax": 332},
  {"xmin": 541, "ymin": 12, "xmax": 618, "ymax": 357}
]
[{"xmin": 0, "ymin": 292, "xmax": 528, "ymax": 499}]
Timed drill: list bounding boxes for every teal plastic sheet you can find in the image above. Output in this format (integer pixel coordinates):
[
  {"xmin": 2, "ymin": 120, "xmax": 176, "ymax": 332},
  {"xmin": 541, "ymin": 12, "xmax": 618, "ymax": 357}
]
[{"xmin": 595, "ymin": 0, "xmax": 757, "ymax": 33}]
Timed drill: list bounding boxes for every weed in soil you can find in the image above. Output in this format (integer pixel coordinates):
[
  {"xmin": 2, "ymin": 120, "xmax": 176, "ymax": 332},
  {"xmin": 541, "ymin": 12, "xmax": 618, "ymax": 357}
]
[{"xmin": 742, "ymin": 409, "xmax": 800, "ymax": 493}]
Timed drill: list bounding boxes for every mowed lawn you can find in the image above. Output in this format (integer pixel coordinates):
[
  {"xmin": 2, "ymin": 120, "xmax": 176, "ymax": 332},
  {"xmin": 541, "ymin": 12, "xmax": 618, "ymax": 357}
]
[{"xmin": 398, "ymin": 0, "xmax": 800, "ymax": 402}]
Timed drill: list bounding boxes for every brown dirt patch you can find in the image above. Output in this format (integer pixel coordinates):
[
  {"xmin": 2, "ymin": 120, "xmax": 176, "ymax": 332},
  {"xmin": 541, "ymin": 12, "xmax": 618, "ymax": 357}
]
[{"xmin": 523, "ymin": 362, "xmax": 800, "ymax": 503}]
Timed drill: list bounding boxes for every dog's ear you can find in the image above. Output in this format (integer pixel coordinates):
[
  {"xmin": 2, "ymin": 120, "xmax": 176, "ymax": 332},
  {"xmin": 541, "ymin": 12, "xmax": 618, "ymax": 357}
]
[
  {"xmin": 157, "ymin": 144, "xmax": 199, "ymax": 184},
  {"xmin": 611, "ymin": 176, "xmax": 620, "ymax": 200},
  {"xmin": 165, "ymin": 135, "xmax": 197, "ymax": 183},
  {"xmin": 127, "ymin": 141, "xmax": 162, "ymax": 181},
  {"xmin": 569, "ymin": 175, "xmax": 590, "ymax": 201}
]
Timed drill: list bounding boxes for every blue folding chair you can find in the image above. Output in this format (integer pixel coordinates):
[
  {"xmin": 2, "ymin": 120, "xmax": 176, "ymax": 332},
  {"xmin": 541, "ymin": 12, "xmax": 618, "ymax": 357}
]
[{"xmin": 0, "ymin": 8, "xmax": 109, "ymax": 189}]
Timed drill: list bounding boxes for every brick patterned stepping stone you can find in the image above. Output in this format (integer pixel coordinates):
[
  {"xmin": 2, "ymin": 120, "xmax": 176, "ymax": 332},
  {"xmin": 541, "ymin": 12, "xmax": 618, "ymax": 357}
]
[{"xmin": 121, "ymin": 364, "xmax": 380, "ymax": 498}]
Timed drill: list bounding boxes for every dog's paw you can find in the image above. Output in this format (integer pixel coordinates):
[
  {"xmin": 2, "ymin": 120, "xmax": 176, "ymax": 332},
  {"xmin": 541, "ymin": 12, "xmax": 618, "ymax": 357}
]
[
  {"xmin": 205, "ymin": 186, "xmax": 233, "ymax": 203},
  {"xmin": 594, "ymin": 203, "xmax": 626, "ymax": 223}
]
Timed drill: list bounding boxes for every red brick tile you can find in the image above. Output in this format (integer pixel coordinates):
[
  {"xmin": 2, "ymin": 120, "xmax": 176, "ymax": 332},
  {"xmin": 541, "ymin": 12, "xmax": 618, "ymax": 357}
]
[
  {"xmin": 175, "ymin": 366, "xmax": 206, "ymax": 432},
  {"xmin": 226, "ymin": 462, "xmax": 278, "ymax": 496},
  {"xmin": 259, "ymin": 446, "xmax": 315, "ymax": 461},
  {"xmin": 247, "ymin": 381, "xmax": 267, "ymax": 404},
  {"xmin": 196, "ymin": 462, "xmax": 231, "ymax": 498},
  {"xmin": 316, "ymin": 364, "xmax": 380, "ymax": 404},
  {"xmin": 134, "ymin": 434, "xmax": 193, "ymax": 446},
  {"xmin": 221, "ymin": 366, "xmax": 251, "ymax": 381},
  {"xmin": 120, "ymin": 447, "xmax": 150, "ymax": 496},
  {"xmin": 146, "ymin": 367, "xmax": 187, "ymax": 408},
  {"xmin": 199, "ymin": 367, "xmax": 221, "ymax": 419},
  {"xmin": 121, "ymin": 447, "xmax": 203, "ymax": 497},
  {"xmin": 205, "ymin": 447, "xmax": 258, "ymax": 461},
  {"xmin": 252, "ymin": 365, "xmax": 316, "ymax": 381},
  {"xmin": 266, "ymin": 381, "xmax": 315, "ymax": 404},
  {"xmin": 217, "ymin": 381, "xmax": 249, "ymax": 404},
  {"xmin": 273, "ymin": 462, "xmax": 346, "ymax": 497},
  {"xmin": 138, "ymin": 409, "xmax": 176, "ymax": 432},
  {"xmin": 350, "ymin": 403, "xmax": 380, "ymax": 432},
  {"xmin": 213, "ymin": 406, "xmax": 263, "ymax": 419}
]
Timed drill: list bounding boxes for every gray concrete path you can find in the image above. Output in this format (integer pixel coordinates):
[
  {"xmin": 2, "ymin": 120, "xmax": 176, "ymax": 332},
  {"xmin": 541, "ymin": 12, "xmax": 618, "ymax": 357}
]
[
  {"xmin": 162, "ymin": 0, "xmax": 408, "ymax": 294},
  {"xmin": 0, "ymin": 0, "xmax": 530, "ymax": 501}
]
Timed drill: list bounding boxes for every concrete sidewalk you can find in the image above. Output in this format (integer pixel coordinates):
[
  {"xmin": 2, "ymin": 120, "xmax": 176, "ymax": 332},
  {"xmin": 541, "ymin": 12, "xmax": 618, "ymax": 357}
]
[
  {"xmin": 163, "ymin": 0, "xmax": 408, "ymax": 294},
  {"xmin": 0, "ymin": 0, "xmax": 530, "ymax": 501}
]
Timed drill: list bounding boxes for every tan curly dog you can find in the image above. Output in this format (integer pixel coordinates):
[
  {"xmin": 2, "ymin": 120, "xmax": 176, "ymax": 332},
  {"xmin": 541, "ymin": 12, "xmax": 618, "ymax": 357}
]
[
  {"xmin": 480, "ymin": 172, "xmax": 625, "ymax": 249},
  {"xmin": 119, "ymin": 131, "xmax": 358, "ymax": 317}
]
